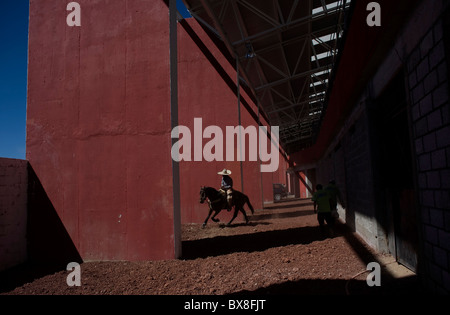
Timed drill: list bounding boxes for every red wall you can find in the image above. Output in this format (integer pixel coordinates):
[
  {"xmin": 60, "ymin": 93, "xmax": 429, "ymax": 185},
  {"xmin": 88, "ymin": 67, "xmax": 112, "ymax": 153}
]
[
  {"xmin": 299, "ymin": 172, "xmax": 307, "ymax": 198},
  {"xmin": 26, "ymin": 1, "xmax": 289, "ymax": 262},
  {"xmin": 27, "ymin": 0, "xmax": 176, "ymax": 261},
  {"xmin": 178, "ymin": 19, "xmax": 288, "ymax": 224}
]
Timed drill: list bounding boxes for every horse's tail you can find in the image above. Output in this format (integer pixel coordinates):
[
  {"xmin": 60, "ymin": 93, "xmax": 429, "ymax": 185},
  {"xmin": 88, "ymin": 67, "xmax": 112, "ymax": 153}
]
[{"xmin": 245, "ymin": 195, "xmax": 255, "ymax": 214}]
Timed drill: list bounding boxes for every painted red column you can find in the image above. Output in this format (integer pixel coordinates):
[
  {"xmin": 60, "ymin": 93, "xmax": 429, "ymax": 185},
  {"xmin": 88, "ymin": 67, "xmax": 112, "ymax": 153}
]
[{"xmin": 27, "ymin": 0, "xmax": 177, "ymax": 261}]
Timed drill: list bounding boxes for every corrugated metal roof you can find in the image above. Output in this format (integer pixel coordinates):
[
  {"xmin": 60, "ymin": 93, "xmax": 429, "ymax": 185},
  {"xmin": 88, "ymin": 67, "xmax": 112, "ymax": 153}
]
[{"xmin": 182, "ymin": 0, "xmax": 352, "ymax": 153}]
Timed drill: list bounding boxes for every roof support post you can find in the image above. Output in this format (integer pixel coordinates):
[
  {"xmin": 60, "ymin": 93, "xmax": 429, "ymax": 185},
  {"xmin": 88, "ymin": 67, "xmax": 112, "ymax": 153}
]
[{"xmin": 170, "ymin": 0, "xmax": 181, "ymax": 259}]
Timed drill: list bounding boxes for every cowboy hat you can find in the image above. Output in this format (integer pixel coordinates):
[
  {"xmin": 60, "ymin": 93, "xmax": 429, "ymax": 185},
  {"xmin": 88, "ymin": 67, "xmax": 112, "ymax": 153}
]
[{"xmin": 217, "ymin": 169, "xmax": 232, "ymax": 175}]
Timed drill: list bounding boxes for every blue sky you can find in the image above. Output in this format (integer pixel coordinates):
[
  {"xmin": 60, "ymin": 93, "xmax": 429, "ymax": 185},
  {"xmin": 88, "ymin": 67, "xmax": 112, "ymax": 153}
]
[
  {"xmin": 0, "ymin": 1, "xmax": 29, "ymax": 159},
  {"xmin": 0, "ymin": 1, "xmax": 190, "ymax": 160}
]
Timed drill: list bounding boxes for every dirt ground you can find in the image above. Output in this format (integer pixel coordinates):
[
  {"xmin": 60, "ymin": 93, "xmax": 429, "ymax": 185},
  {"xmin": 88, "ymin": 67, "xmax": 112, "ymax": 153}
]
[{"xmin": 0, "ymin": 199, "xmax": 424, "ymax": 295}]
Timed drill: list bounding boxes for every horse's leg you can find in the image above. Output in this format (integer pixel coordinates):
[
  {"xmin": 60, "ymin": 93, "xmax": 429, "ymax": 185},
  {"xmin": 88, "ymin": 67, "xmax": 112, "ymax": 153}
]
[
  {"xmin": 211, "ymin": 209, "xmax": 221, "ymax": 222},
  {"xmin": 226, "ymin": 207, "xmax": 239, "ymax": 226},
  {"xmin": 246, "ymin": 196, "xmax": 254, "ymax": 214},
  {"xmin": 202, "ymin": 208, "xmax": 213, "ymax": 228},
  {"xmin": 240, "ymin": 206, "xmax": 249, "ymax": 224}
]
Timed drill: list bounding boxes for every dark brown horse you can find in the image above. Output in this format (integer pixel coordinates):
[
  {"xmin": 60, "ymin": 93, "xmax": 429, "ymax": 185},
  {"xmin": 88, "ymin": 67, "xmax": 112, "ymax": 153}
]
[{"xmin": 199, "ymin": 186, "xmax": 254, "ymax": 228}]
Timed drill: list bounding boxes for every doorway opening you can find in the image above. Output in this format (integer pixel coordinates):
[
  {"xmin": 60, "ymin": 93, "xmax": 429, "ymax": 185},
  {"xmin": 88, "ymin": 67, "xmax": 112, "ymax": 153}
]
[{"xmin": 374, "ymin": 70, "xmax": 419, "ymax": 271}]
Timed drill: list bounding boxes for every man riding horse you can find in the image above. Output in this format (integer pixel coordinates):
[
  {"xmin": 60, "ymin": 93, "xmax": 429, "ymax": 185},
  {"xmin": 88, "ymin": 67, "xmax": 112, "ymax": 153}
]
[
  {"xmin": 199, "ymin": 168, "xmax": 254, "ymax": 227},
  {"xmin": 218, "ymin": 169, "xmax": 233, "ymax": 211}
]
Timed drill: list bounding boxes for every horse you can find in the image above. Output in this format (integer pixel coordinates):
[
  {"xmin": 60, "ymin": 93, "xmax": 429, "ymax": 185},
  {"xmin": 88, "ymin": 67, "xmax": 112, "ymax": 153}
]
[{"xmin": 199, "ymin": 186, "xmax": 254, "ymax": 228}]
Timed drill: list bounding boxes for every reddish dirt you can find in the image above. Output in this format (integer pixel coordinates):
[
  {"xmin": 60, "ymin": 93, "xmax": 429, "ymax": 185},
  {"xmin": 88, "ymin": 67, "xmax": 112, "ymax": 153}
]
[{"xmin": 1, "ymin": 199, "xmax": 423, "ymax": 295}]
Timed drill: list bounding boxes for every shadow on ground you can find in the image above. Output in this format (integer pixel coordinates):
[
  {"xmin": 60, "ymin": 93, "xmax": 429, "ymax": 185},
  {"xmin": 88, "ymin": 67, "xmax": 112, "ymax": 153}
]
[
  {"xmin": 182, "ymin": 225, "xmax": 335, "ymax": 260},
  {"xmin": 263, "ymin": 198, "xmax": 313, "ymax": 210},
  {"xmin": 182, "ymin": 221, "xmax": 427, "ymax": 295},
  {"xmin": 0, "ymin": 262, "xmax": 67, "ymax": 294},
  {"xmin": 251, "ymin": 209, "xmax": 312, "ymax": 221},
  {"xmin": 232, "ymin": 274, "xmax": 424, "ymax": 295}
]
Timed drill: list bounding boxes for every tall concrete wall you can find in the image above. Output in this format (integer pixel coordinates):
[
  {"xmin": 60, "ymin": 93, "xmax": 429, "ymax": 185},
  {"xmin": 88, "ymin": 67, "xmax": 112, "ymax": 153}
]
[
  {"xmin": 27, "ymin": 0, "xmax": 177, "ymax": 261},
  {"xmin": 0, "ymin": 159, "xmax": 28, "ymax": 272}
]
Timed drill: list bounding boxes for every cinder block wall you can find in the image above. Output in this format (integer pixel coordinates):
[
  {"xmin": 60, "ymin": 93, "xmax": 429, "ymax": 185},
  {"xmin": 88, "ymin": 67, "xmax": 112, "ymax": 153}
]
[
  {"xmin": 316, "ymin": 102, "xmax": 380, "ymax": 251},
  {"xmin": 315, "ymin": 0, "xmax": 450, "ymax": 293},
  {"xmin": 406, "ymin": 9, "xmax": 450, "ymax": 294},
  {"xmin": 0, "ymin": 159, "xmax": 28, "ymax": 272}
]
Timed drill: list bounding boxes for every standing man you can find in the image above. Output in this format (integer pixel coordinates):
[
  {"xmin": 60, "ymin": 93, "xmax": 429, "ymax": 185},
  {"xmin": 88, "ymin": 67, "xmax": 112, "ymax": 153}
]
[
  {"xmin": 218, "ymin": 169, "xmax": 233, "ymax": 211},
  {"xmin": 312, "ymin": 184, "xmax": 335, "ymax": 233}
]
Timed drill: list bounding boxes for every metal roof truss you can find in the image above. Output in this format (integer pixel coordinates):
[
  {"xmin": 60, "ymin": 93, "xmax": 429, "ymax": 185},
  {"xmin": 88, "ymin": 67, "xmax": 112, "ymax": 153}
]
[{"xmin": 183, "ymin": 0, "xmax": 351, "ymax": 153}]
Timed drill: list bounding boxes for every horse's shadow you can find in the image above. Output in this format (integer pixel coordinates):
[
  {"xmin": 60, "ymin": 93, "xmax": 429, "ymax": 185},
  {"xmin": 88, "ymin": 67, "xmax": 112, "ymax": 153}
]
[{"xmin": 218, "ymin": 221, "xmax": 271, "ymax": 229}]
